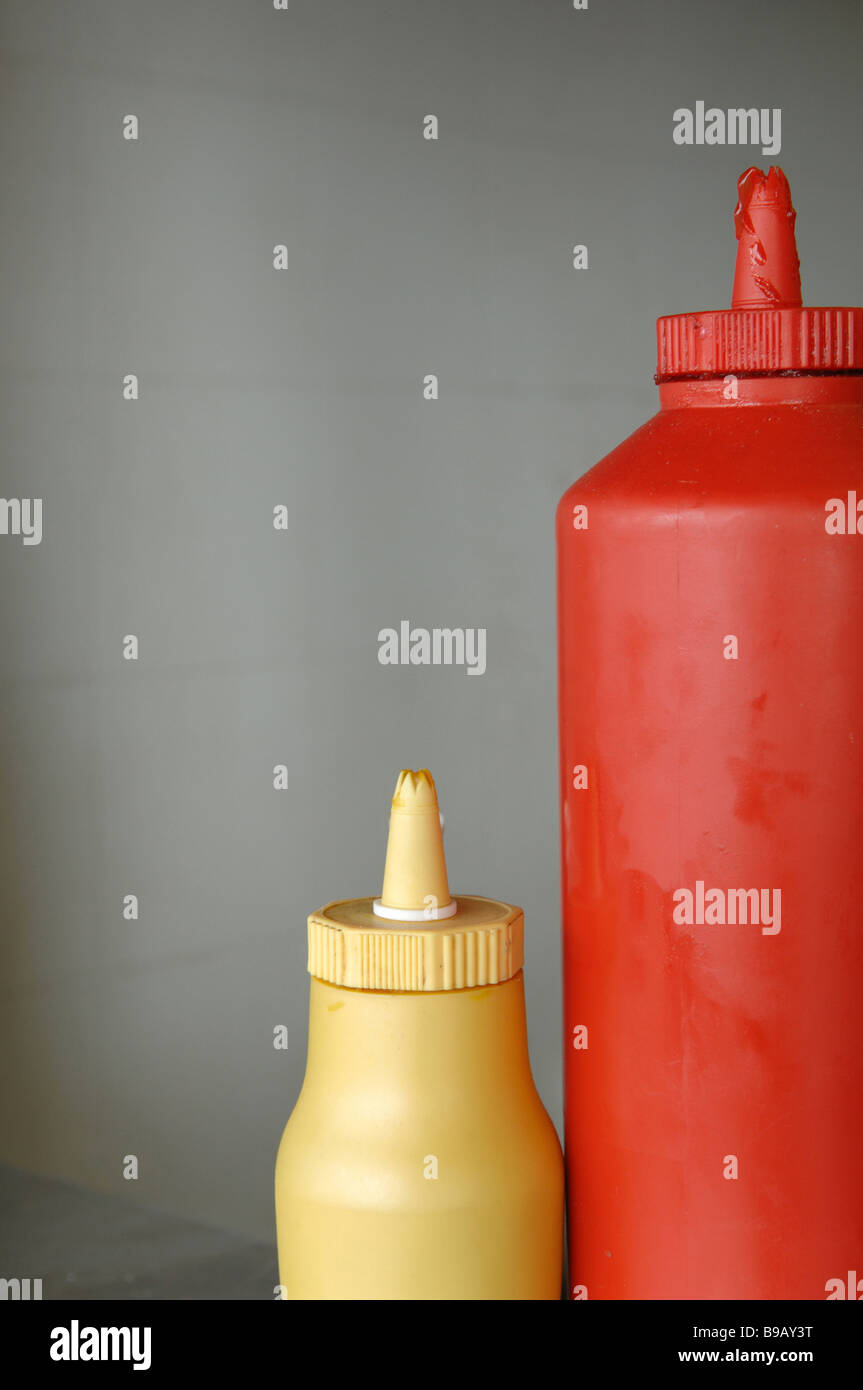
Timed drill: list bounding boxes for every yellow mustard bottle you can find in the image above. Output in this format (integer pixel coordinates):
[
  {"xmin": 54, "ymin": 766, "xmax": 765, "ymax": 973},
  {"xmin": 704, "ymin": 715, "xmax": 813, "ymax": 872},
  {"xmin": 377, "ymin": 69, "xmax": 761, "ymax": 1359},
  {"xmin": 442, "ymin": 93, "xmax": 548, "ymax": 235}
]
[{"xmin": 274, "ymin": 768, "xmax": 564, "ymax": 1300}]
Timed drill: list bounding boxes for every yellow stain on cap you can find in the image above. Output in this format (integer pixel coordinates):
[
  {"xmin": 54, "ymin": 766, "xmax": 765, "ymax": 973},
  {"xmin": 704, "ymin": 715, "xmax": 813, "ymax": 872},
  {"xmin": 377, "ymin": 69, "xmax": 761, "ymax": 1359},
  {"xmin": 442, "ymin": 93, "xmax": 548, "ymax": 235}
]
[{"xmin": 379, "ymin": 769, "xmax": 453, "ymax": 914}]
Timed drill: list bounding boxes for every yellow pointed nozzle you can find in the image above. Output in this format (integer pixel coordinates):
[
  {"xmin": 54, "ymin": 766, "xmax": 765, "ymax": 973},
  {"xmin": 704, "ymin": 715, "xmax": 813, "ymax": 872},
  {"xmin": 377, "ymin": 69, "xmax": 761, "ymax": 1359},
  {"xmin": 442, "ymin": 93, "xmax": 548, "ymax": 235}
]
[{"xmin": 374, "ymin": 769, "xmax": 456, "ymax": 921}]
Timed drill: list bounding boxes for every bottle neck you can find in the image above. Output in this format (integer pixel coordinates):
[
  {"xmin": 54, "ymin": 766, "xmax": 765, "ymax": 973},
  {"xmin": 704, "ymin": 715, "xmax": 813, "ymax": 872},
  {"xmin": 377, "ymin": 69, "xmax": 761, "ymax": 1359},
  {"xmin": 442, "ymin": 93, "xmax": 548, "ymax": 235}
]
[
  {"xmin": 304, "ymin": 973, "xmax": 535, "ymax": 1100},
  {"xmin": 658, "ymin": 374, "xmax": 863, "ymax": 410}
]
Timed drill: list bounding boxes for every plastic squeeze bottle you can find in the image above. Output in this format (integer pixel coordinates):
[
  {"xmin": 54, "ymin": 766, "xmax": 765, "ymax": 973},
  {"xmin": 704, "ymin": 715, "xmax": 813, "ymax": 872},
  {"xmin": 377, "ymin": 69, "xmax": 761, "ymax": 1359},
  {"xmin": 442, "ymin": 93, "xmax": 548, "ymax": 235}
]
[
  {"xmin": 275, "ymin": 769, "xmax": 563, "ymax": 1300},
  {"xmin": 557, "ymin": 167, "xmax": 863, "ymax": 1299}
]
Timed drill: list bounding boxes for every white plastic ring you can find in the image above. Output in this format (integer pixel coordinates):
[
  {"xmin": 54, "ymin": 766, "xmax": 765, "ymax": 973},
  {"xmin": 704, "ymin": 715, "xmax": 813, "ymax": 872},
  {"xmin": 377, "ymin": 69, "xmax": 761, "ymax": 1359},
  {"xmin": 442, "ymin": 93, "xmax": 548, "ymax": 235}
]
[{"xmin": 372, "ymin": 898, "xmax": 458, "ymax": 922}]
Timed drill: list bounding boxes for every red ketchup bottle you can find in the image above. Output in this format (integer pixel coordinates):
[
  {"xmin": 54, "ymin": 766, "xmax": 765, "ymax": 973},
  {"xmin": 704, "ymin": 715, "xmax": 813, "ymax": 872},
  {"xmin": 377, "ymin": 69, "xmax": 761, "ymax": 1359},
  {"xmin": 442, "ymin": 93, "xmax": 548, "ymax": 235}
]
[{"xmin": 557, "ymin": 167, "xmax": 863, "ymax": 1300}]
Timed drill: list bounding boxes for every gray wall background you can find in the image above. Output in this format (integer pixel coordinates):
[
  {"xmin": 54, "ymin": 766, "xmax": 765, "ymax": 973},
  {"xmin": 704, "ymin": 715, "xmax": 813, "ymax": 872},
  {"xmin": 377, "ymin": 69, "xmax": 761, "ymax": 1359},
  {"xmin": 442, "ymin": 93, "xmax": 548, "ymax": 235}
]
[{"xmin": 2, "ymin": 0, "xmax": 862, "ymax": 1245}]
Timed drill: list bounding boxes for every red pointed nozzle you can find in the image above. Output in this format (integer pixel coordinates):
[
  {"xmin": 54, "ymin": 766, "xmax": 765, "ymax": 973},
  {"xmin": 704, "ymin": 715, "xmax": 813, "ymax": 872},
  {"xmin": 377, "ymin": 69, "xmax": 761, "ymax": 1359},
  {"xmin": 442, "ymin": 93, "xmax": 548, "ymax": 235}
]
[{"xmin": 731, "ymin": 166, "xmax": 802, "ymax": 309}]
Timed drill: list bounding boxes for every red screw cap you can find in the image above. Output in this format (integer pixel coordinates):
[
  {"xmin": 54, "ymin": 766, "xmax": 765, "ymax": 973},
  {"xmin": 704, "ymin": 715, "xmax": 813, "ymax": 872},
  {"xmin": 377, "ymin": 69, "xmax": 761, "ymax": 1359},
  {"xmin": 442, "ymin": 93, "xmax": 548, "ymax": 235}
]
[{"xmin": 657, "ymin": 167, "xmax": 863, "ymax": 379}]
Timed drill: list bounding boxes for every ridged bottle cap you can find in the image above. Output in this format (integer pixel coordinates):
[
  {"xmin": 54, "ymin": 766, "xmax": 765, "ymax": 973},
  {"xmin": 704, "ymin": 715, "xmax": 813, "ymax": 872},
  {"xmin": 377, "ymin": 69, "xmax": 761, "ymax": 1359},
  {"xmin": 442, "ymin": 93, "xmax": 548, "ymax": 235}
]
[
  {"xmin": 306, "ymin": 769, "xmax": 524, "ymax": 992},
  {"xmin": 656, "ymin": 166, "xmax": 863, "ymax": 380}
]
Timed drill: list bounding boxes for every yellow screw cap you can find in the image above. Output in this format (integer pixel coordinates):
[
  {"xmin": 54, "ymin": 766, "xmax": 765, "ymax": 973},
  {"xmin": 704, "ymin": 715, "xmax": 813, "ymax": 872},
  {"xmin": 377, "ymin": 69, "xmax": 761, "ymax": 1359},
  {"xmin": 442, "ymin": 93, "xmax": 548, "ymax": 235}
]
[
  {"xmin": 306, "ymin": 769, "xmax": 523, "ymax": 990},
  {"xmin": 375, "ymin": 769, "xmax": 455, "ymax": 920}
]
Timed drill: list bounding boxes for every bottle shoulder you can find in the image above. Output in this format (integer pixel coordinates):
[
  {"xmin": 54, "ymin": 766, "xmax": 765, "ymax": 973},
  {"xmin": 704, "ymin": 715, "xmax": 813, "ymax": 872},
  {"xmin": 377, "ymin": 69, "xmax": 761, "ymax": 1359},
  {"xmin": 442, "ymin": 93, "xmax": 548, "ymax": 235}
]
[
  {"xmin": 276, "ymin": 1078, "xmax": 562, "ymax": 1204},
  {"xmin": 557, "ymin": 403, "xmax": 863, "ymax": 517}
]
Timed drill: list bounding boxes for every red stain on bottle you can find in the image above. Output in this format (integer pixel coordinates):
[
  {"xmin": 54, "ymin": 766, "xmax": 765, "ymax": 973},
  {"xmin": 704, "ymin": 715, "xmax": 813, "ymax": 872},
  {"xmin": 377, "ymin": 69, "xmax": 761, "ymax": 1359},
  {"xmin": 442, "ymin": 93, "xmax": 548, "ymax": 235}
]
[{"xmin": 557, "ymin": 168, "xmax": 863, "ymax": 1299}]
